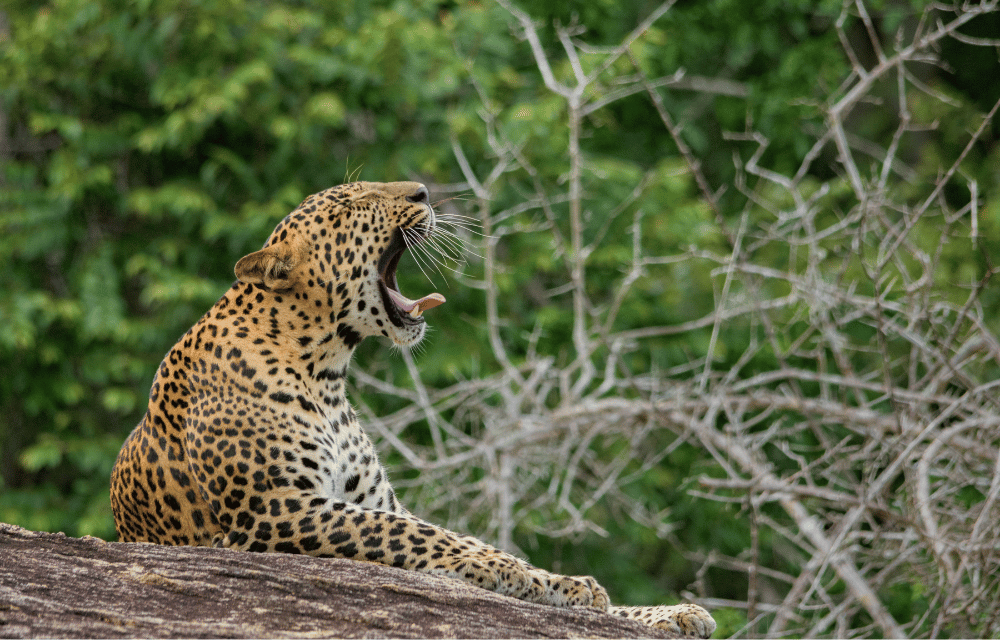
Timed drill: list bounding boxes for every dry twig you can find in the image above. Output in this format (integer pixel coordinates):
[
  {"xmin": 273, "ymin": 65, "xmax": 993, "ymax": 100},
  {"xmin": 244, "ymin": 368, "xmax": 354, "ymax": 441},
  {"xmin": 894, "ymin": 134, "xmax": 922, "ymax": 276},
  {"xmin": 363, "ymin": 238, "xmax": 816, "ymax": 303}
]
[{"xmin": 354, "ymin": 2, "xmax": 1000, "ymax": 637}]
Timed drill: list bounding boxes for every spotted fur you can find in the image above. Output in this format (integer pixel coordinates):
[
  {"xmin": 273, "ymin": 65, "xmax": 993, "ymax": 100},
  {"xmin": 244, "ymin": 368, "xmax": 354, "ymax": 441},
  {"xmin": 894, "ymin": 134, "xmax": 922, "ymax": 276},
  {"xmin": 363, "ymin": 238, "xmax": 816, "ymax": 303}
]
[{"xmin": 110, "ymin": 181, "xmax": 715, "ymax": 637}]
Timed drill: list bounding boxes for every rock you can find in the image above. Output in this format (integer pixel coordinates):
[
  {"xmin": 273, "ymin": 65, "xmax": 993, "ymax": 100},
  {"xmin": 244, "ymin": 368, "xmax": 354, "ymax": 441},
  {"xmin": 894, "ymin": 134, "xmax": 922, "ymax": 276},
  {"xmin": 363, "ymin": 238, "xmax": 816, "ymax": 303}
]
[{"xmin": 0, "ymin": 523, "xmax": 675, "ymax": 638}]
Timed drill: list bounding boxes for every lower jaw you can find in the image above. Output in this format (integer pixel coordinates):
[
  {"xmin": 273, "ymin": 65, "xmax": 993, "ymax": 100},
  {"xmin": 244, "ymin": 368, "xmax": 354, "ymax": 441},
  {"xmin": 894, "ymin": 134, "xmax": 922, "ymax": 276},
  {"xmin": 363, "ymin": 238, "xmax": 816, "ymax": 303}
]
[{"xmin": 377, "ymin": 281, "xmax": 425, "ymax": 330}]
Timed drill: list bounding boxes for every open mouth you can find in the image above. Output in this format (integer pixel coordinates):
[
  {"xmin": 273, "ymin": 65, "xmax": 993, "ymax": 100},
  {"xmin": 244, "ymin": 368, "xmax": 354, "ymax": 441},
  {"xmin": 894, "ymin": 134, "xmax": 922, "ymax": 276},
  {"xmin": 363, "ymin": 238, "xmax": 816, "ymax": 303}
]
[{"xmin": 377, "ymin": 228, "xmax": 445, "ymax": 328}]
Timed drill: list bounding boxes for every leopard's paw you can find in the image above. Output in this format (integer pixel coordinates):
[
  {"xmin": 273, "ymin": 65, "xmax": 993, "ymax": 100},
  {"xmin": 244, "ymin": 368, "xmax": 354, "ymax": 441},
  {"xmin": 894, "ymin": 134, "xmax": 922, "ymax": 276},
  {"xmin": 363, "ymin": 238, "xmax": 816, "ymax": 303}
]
[
  {"xmin": 611, "ymin": 603, "xmax": 716, "ymax": 638},
  {"xmin": 521, "ymin": 567, "xmax": 610, "ymax": 610}
]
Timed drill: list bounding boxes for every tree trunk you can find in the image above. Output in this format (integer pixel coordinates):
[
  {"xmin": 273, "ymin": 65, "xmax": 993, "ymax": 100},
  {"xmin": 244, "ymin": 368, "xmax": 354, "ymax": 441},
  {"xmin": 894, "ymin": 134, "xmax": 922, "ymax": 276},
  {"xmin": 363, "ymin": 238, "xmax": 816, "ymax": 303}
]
[{"xmin": 0, "ymin": 523, "xmax": 675, "ymax": 638}]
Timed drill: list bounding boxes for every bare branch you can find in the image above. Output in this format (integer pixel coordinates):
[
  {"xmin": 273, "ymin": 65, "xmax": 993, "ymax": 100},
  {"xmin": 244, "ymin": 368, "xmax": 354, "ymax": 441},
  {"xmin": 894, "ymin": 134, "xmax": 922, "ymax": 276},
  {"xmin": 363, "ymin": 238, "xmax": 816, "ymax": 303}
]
[{"xmin": 412, "ymin": 2, "xmax": 1000, "ymax": 636}]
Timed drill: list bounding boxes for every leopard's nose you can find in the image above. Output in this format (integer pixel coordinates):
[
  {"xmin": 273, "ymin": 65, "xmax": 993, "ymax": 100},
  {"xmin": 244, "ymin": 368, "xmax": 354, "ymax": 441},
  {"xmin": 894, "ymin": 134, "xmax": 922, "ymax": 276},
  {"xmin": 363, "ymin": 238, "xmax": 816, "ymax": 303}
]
[{"xmin": 406, "ymin": 186, "xmax": 429, "ymax": 204}]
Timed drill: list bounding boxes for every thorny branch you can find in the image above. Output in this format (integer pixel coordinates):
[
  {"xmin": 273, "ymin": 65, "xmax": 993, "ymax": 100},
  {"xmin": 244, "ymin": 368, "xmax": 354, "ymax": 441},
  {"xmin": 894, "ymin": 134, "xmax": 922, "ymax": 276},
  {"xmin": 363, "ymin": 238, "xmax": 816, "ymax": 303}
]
[{"xmin": 354, "ymin": 1, "xmax": 1000, "ymax": 637}]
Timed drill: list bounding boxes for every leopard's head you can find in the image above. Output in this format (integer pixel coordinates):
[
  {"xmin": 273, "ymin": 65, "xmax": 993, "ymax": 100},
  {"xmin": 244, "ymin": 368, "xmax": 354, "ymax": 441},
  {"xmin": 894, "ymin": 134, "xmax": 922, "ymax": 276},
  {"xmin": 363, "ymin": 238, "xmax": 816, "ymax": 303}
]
[{"xmin": 234, "ymin": 181, "xmax": 450, "ymax": 348}]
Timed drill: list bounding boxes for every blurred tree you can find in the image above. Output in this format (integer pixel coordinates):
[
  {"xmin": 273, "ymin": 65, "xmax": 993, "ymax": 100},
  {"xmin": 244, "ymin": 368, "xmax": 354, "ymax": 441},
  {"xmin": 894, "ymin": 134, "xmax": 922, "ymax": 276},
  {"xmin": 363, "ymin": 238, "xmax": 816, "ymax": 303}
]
[{"xmin": 0, "ymin": 0, "xmax": 475, "ymax": 537}]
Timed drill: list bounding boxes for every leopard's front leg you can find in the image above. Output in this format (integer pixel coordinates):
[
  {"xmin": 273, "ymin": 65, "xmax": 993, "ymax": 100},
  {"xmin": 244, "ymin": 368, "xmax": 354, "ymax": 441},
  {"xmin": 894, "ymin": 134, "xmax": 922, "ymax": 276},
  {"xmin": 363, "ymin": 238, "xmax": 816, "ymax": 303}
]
[
  {"xmin": 213, "ymin": 498, "xmax": 607, "ymax": 609},
  {"xmin": 448, "ymin": 533, "xmax": 609, "ymax": 609},
  {"xmin": 452, "ymin": 537, "xmax": 711, "ymax": 637}
]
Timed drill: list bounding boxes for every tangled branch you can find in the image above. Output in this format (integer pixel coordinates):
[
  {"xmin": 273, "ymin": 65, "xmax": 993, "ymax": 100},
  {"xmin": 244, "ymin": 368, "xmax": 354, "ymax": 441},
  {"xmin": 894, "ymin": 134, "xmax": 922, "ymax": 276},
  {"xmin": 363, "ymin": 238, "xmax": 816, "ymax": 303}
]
[{"xmin": 353, "ymin": 1, "xmax": 1000, "ymax": 637}]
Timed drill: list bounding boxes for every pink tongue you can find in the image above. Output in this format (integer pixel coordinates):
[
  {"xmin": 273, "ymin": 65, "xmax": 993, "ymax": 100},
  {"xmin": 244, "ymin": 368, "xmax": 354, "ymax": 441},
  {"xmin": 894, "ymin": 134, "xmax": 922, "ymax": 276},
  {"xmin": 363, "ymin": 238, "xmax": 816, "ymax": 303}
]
[{"xmin": 386, "ymin": 288, "xmax": 446, "ymax": 314}]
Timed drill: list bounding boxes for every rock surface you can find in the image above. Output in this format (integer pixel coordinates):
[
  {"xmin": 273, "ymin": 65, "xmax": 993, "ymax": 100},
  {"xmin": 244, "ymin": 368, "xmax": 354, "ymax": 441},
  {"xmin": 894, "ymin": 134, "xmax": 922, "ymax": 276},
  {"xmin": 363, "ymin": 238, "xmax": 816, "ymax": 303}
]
[{"xmin": 0, "ymin": 523, "xmax": 676, "ymax": 638}]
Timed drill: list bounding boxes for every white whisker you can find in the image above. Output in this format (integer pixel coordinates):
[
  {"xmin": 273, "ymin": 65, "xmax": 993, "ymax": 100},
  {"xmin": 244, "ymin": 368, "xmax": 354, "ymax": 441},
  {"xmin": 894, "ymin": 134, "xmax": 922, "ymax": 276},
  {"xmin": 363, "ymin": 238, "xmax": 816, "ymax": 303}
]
[
  {"xmin": 402, "ymin": 228, "xmax": 439, "ymax": 286},
  {"xmin": 422, "ymin": 247, "xmax": 468, "ymax": 274},
  {"xmin": 426, "ymin": 232, "xmax": 468, "ymax": 262},
  {"xmin": 422, "ymin": 235, "xmax": 460, "ymax": 270},
  {"xmin": 415, "ymin": 230, "xmax": 472, "ymax": 278},
  {"xmin": 432, "ymin": 228, "xmax": 483, "ymax": 261},
  {"xmin": 436, "ymin": 219, "xmax": 480, "ymax": 230},
  {"xmin": 437, "ymin": 222, "xmax": 492, "ymax": 240},
  {"xmin": 439, "ymin": 224, "xmax": 481, "ymax": 233},
  {"xmin": 396, "ymin": 208, "xmax": 488, "ymax": 289},
  {"xmin": 434, "ymin": 224, "xmax": 474, "ymax": 244},
  {"xmin": 436, "ymin": 212, "xmax": 481, "ymax": 222},
  {"xmin": 436, "ymin": 213, "xmax": 485, "ymax": 227},
  {"xmin": 409, "ymin": 228, "xmax": 465, "ymax": 283},
  {"xmin": 409, "ymin": 240, "xmax": 449, "ymax": 282}
]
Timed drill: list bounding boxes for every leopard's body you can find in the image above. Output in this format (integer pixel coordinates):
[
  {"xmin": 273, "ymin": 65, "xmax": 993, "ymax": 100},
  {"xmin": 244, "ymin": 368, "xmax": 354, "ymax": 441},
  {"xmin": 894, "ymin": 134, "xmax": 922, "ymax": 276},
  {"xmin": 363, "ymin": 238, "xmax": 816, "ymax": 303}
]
[{"xmin": 110, "ymin": 181, "xmax": 715, "ymax": 638}]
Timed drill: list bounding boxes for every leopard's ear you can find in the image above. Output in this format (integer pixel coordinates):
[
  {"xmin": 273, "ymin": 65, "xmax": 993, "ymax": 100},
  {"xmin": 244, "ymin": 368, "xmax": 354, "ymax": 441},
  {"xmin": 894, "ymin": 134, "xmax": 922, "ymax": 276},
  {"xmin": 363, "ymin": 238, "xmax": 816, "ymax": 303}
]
[{"xmin": 235, "ymin": 242, "xmax": 298, "ymax": 291}]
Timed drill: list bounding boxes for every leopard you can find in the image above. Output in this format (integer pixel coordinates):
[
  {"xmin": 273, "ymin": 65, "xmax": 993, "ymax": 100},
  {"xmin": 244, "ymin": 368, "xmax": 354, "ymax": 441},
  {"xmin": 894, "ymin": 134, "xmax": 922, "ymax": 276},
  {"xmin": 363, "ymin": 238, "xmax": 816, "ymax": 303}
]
[{"xmin": 110, "ymin": 181, "xmax": 716, "ymax": 638}]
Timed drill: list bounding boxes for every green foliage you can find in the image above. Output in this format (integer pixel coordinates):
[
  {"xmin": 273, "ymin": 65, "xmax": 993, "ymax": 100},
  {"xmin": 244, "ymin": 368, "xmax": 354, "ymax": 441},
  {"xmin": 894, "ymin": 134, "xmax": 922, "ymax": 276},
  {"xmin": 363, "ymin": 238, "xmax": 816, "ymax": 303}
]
[{"xmin": 1, "ymin": 0, "xmax": 997, "ymax": 635}]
